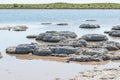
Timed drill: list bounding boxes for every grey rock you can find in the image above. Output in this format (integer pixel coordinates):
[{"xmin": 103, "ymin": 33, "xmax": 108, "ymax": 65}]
[
  {"xmin": 107, "ymin": 52, "xmax": 120, "ymax": 60},
  {"xmin": 15, "ymin": 43, "xmax": 36, "ymax": 54},
  {"xmin": 68, "ymin": 48, "xmax": 109, "ymax": 62},
  {"xmin": 59, "ymin": 39, "xmax": 87, "ymax": 47},
  {"xmin": 6, "ymin": 43, "xmax": 38, "ymax": 54},
  {"xmin": 112, "ymin": 25, "xmax": 120, "ymax": 30},
  {"xmin": 36, "ymin": 31, "xmax": 77, "ymax": 42},
  {"xmin": 33, "ymin": 45, "xmax": 52, "ymax": 56},
  {"xmin": 109, "ymin": 31, "xmax": 120, "ymax": 37},
  {"xmin": 81, "ymin": 34, "xmax": 108, "ymax": 41},
  {"xmin": 79, "ymin": 24, "xmax": 100, "ymax": 28},
  {"xmin": 51, "ymin": 46, "xmax": 77, "ymax": 55},
  {"xmin": 86, "ymin": 19, "xmax": 96, "ymax": 21},
  {"xmin": 82, "ymin": 48, "xmax": 108, "ymax": 56},
  {"xmin": 97, "ymin": 41, "xmax": 120, "ymax": 51}
]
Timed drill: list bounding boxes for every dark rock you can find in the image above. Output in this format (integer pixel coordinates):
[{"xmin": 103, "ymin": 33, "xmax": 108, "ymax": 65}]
[
  {"xmin": 109, "ymin": 31, "xmax": 120, "ymax": 37},
  {"xmin": 79, "ymin": 24, "xmax": 100, "ymax": 28},
  {"xmin": 57, "ymin": 23, "xmax": 68, "ymax": 26},
  {"xmin": 15, "ymin": 43, "xmax": 36, "ymax": 54},
  {"xmin": 104, "ymin": 31, "xmax": 110, "ymax": 34},
  {"xmin": 112, "ymin": 25, "xmax": 120, "ymax": 30},
  {"xmin": 81, "ymin": 34, "xmax": 108, "ymax": 41},
  {"xmin": 6, "ymin": 43, "xmax": 37, "ymax": 54},
  {"xmin": 33, "ymin": 45, "xmax": 52, "ymax": 56}
]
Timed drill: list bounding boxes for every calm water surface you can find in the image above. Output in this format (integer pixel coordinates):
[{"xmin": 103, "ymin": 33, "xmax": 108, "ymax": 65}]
[{"xmin": 0, "ymin": 9, "xmax": 120, "ymax": 80}]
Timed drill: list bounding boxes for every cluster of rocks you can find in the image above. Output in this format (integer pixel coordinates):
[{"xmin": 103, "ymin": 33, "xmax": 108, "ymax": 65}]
[
  {"xmin": 104, "ymin": 25, "xmax": 120, "ymax": 37},
  {"xmin": 0, "ymin": 25, "xmax": 28, "ymax": 31},
  {"xmin": 79, "ymin": 24, "xmax": 100, "ymax": 28},
  {"xmin": 6, "ymin": 30, "xmax": 120, "ymax": 62},
  {"xmin": 6, "ymin": 43, "xmax": 77, "ymax": 56}
]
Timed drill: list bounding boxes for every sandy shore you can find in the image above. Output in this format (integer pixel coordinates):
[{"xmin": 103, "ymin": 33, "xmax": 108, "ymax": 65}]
[{"xmin": 73, "ymin": 67, "xmax": 120, "ymax": 80}]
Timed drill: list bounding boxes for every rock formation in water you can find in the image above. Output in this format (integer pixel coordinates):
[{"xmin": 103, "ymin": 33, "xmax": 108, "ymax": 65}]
[{"xmin": 79, "ymin": 24, "xmax": 100, "ymax": 28}]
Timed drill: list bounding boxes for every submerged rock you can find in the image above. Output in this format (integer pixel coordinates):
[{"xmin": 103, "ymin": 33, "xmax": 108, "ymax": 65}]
[
  {"xmin": 104, "ymin": 31, "xmax": 110, "ymax": 34},
  {"xmin": 81, "ymin": 34, "xmax": 108, "ymax": 41},
  {"xmin": 26, "ymin": 35, "xmax": 37, "ymax": 38},
  {"xmin": 56, "ymin": 23, "xmax": 68, "ymax": 26},
  {"xmin": 86, "ymin": 19, "xmax": 96, "ymax": 21},
  {"xmin": 41, "ymin": 22, "xmax": 52, "ymax": 25},
  {"xmin": 36, "ymin": 31, "xmax": 77, "ymax": 42},
  {"xmin": 79, "ymin": 24, "xmax": 100, "ymax": 28}
]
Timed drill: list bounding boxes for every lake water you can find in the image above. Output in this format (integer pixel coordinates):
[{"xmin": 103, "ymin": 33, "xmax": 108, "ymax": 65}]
[{"xmin": 0, "ymin": 9, "xmax": 120, "ymax": 80}]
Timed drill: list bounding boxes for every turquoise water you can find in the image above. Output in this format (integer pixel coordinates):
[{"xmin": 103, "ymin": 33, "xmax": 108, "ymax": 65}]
[{"xmin": 0, "ymin": 9, "xmax": 120, "ymax": 80}]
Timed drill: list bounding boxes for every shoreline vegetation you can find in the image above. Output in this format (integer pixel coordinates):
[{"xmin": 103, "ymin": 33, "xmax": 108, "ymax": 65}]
[{"xmin": 1, "ymin": 3, "xmax": 120, "ymax": 9}]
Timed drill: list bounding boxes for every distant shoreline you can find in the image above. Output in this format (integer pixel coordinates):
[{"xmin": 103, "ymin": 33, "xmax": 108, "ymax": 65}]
[
  {"xmin": 0, "ymin": 8, "xmax": 120, "ymax": 10},
  {"xmin": 1, "ymin": 3, "xmax": 120, "ymax": 9}
]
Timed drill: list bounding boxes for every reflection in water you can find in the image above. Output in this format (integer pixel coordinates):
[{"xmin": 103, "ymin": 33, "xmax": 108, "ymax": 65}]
[
  {"xmin": 9, "ymin": 54, "xmax": 66, "ymax": 62},
  {"xmin": 8, "ymin": 54, "xmax": 116, "ymax": 66}
]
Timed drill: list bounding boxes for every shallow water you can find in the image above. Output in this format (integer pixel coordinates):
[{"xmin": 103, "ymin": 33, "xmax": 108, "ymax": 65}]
[{"xmin": 0, "ymin": 9, "xmax": 120, "ymax": 80}]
